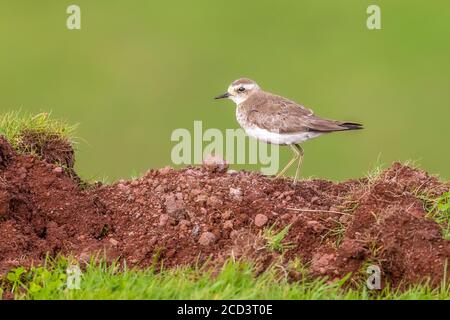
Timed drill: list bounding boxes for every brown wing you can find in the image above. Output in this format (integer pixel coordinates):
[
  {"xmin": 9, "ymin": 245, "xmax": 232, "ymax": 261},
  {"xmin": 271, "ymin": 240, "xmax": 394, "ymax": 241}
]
[{"xmin": 243, "ymin": 92, "xmax": 362, "ymax": 133}]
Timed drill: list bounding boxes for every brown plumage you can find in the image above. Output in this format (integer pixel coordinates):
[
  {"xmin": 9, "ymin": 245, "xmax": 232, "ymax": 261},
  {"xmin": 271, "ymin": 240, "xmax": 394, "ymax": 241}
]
[{"xmin": 240, "ymin": 90, "xmax": 363, "ymax": 134}]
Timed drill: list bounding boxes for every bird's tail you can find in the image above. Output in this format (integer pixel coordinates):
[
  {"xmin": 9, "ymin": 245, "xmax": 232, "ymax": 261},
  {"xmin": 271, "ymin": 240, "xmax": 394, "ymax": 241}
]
[{"xmin": 340, "ymin": 122, "xmax": 363, "ymax": 130}]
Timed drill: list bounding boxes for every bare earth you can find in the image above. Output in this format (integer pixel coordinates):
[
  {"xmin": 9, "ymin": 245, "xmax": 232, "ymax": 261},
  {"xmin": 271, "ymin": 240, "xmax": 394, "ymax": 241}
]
[{"xmin": 1, "ymin": 135, "xmax": 449, "ymax": 287}]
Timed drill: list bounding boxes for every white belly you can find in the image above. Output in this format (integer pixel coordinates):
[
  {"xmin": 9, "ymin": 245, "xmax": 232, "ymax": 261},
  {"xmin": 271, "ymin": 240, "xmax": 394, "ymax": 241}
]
[{"xmin": 244, "ymin": 126, "xmax": 322, "ymax": 145}]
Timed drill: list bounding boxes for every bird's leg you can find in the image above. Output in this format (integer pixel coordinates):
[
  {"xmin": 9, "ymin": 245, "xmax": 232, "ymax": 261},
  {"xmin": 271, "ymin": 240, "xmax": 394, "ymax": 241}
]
[
  {"xmin": 293, "ymin": 144, "xmax": 304, "ymax": 185},
  {"xmin": 275, "ymin": 144, "xmax": 300, "ymax": 179}
]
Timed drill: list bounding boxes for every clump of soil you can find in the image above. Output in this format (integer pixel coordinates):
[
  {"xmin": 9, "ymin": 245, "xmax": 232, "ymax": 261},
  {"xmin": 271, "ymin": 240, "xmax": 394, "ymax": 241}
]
[
  {"xmin": 15, "ymin": 130, "xmax": 82, "ymax": 184},
  {"xmin": 0, "ymin": 136, "xmax": 110, "ymax": 271},
  {"xmin": 18, "ymin": 130, "xmax": 75, "ymax": 169},
  {"xmin": 0, "ymin": 135, "xmax": 449, "ymax": 288},
  {"xmin": 0, "ymin": 136, "xmax": 14, "ymax": 169}
]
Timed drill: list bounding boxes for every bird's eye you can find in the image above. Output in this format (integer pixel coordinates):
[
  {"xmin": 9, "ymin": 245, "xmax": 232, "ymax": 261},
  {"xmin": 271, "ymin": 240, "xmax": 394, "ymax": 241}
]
[{"xmin": 238, "ymin": 87, "xmax": 245, "ymax": 92}]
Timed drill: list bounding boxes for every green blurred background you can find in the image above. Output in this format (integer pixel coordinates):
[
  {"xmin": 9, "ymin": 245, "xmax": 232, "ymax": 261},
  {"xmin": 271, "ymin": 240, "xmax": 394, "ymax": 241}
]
[{"xmin": 1, "ymin": 0, "xmax": 449, "ymax": 181}]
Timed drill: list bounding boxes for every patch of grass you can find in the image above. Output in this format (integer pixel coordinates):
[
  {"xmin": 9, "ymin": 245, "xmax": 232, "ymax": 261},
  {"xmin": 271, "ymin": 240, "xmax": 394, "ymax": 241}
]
[
  {"xmin": 425, "ymin": 191, "xmax": 450, "ymax": 240},
  {"xmin": 0, "ymin": 111, "xmax": 77, "ymax": 153},
  {"xmin": 321, "ymin": 218, "xmax": 346, "ymax": 248},
  {"xmin": 264, "ymin": 224, "xmax": 294, "ymax": 253},
  {"xmin": 1, "ymin": 257, "xmax": 450, "ymax": 300},
  {"xmin": 365, "ymin": 156, "xmax": 385, "ymax": 184}
]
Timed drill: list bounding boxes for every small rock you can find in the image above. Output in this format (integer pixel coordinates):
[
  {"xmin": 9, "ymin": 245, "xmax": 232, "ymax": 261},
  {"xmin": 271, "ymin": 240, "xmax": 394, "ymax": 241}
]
[
  {"xmin": 165, "ymin": 249, "xmax": 176, "ymax": 258},
  {"xmin": 131, "ymin": 180, "xmax": 140, "ymax": 187},
  {"xmin": 175, "ymin": 192, "xmax": 183, "ymax": 200},
  {"xmin": 148, "ymin": 237, "xmax": 157, "ymax": 246},
  {"xmin": 198, "ymin": 232, "xmax": 216, "ymax": 246},
  {"xmin": 18, "ymin": 167, "xmax": 27, "ymax": 179},
  {"xmin": 207, "ymin": 196, "xmax": 223, "ymax": 207},
  {"xmin": 221, "ymin": 210, "xmax": 233, "ymax": 220},
  {"xmin": 306, "ymin": 220, "xmax": 326, "ymax": 233},
  {"xmin": 191, "ymin": 189, "xmax": 203, "ymax": 196},
  {"xmin": 339, "ymin": 214, "xmax": 351, "ymax": 224},
  {"xmin": 311, "ymin": 253, "xmax": 336, "ymax": 274},
  {"xmin": 254, "ymin": 214, "xmax": 268, "ymax": 227},
  {"xmin": 134, "ymin": 212, "xmax": 142, "ymax": 219},
  {"xmin": 159, "ymin": 214, "xmax": 169, "ymax": 226},
  {"xmin": 229, "ymin": 230, "xmax": 239, "ymax": 239},
  {"xmin": 202, "ymin": 154, "xmax": 229, "ymax": 173},
  {"xmin": 187, "ymin": 210, "xmax": 196, "ymax": 219},
  {"xmin": 192, "ymin": 224, "xmax": 201, "ymax": 236},
  {"xmin": 159, "ymin": 166, "xmax": 173, "ymax": 175},
  {"xmin": 117, "ymin": 183, "xmax": 128, "ymax": 191},
  {"xmin": 109, "ymin": 238, "xmax": 119, "ymax": 246},
  {"xmin": 229, "ymin": 187, "xmax": 243, "ymax": 200},
  {"xmin": 195, "ymin": 194, "xmax": 208, "ymax": 204},
  {"xmin": 53, "ymin": 167, "xmax": 64, "ymax": 175},
  {"xmin": 310, "ymin": 196, "xmax": 320, "ymax": 204},
  {"xmin": 78, "ymin": 252, "xmax": 90, "ymax": 264},
  {"xmin": 339, "ymin": 239, "xmax": 367, "ymax": 259},
  {"xmin": 179, "ymin": 219, "xmax": 191, "ymax": 231},
  {"xmin": 168, "ymin": 217, "xmax": 177, "ymax": 226},
  {"xmin": 164, "ymin": 194, "xmax": 186, "ymax": 220},
  {"xmin": 223, "ymin": 220, "xmax": 234, "ymax": 229}
]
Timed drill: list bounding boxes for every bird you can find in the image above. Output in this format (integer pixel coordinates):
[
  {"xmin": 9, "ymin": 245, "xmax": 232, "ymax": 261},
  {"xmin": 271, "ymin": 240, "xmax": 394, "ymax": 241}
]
[{"xmin": 214, "ymin": 78, "xmax": 363, "ymax": 184}]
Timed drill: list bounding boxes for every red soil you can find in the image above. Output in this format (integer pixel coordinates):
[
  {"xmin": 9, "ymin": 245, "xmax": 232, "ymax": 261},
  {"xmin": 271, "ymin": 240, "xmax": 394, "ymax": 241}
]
[{"xmin": 0, "ymin": 135, "xmax": 449, "ymax": 287}]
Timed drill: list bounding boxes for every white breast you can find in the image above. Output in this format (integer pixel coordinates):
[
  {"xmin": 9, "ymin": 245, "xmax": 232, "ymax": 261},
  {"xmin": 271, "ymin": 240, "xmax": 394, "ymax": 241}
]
[
  {"xmin": 244, "ymin": 126, "xmax": 322, "ymax": 145},
  {"xmin": 235, "ymin": 105, "xmax": 321, "ymax": 145}
]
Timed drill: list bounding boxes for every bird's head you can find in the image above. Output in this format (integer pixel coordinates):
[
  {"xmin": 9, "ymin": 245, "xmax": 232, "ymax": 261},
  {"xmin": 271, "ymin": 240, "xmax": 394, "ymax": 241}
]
[{"xmin": 215, "ymin": 78, "xmax": 261, "ymax": 105}]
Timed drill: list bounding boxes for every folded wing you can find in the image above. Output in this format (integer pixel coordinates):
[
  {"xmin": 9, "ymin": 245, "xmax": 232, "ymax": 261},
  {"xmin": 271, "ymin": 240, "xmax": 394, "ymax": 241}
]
[{"xmin": 245, "ymin": 93, "xmax": 363, "ymax": 134}]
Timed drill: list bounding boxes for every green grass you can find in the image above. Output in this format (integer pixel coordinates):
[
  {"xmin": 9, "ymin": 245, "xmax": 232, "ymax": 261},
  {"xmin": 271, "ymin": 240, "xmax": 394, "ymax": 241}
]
[
  {"xmin": 0, "ymin": 111, "xmax": 77, "ymax": 153},
  {"xmin": 1, "ymin": 257, "xmax": 449, "ymax": 300},
  {"xmin": 321, "ymin": 218, "xmax": 346, "ymax": 249},
  {"xmin": 264, "ymin": 224, "xmax": 294, "ymax": 253},
  {"xmin": 426, "ymin": 191, "xmax": 450, "ymax": 241}
]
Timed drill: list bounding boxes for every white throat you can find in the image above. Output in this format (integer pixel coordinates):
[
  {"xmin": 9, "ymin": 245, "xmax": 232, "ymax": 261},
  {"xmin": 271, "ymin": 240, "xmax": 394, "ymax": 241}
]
[{"xmin": 229, "ymin": 95, "xmax": 248, "ymax": 105}]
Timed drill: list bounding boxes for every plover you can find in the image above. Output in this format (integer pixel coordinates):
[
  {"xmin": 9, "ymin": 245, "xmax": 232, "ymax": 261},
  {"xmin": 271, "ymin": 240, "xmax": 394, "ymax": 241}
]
[{"xmin": 215, "ymin": 78, "xmax": 363, "ymax": 184}]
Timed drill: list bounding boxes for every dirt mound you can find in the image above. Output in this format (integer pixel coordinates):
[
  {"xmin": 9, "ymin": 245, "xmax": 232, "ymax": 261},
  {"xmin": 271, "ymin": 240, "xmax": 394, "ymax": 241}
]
[
  {"xmin": 0, "ymin": 135, "xmax": 449, "ymax": 288},
  {"xmin": 0, "ymin": 137, "xmax": 110, "ymax": 272}
]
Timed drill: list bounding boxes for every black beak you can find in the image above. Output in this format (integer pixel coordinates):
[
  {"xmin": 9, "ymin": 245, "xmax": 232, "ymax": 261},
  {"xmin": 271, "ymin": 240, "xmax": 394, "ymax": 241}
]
[{"xmin": 214, "ymin": 92, "xmax": 230, "ymax": 99}]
